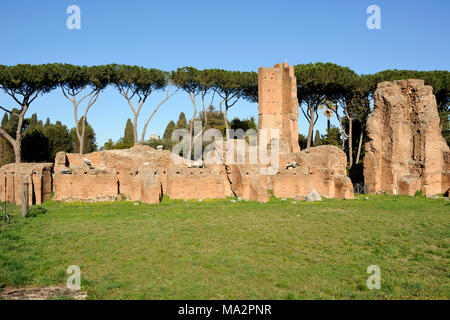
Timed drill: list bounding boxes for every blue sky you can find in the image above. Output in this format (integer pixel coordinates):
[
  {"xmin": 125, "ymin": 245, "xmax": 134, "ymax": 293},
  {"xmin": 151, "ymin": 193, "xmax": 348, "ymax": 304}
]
[{"xmin": 0, "ymin": 0, "xmax": 449, "ymax": 145}]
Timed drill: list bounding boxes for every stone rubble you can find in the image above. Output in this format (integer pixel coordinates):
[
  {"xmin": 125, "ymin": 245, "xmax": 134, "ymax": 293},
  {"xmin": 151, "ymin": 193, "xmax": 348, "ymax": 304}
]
[{"xmin": 305, "ymin": 189, "xmax": 323, "ymax": 202}]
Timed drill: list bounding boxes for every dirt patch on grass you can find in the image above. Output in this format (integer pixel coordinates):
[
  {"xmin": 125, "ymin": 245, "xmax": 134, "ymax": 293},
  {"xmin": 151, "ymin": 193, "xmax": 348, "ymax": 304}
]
[{"xmin": 0, "ymin": 285, "xmax": 87, "ymax": 300}]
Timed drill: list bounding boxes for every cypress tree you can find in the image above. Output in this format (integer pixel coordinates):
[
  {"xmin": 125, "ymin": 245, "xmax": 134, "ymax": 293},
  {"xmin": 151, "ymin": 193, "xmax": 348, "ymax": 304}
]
[
  {"xmin": 176, "ymin": 112, "xmax": 187, "ymax": 129},
  {"xmin": 163, "ymin": 120, "xmax": 176, "ymax": 141},
  {"xmin": 313, "ymin": 130, "xmax": 322, "ymax": 146},
  {"xmin": 1, "ymin": 113, "xmax": 8, "ymax": 128},
  {"xmin": 123, "ymin": 119, "xmax": 134, "ymax": 145},
  {"xmin": 29, "ymin": 113, "xmax": 38, "ymax": 128}
]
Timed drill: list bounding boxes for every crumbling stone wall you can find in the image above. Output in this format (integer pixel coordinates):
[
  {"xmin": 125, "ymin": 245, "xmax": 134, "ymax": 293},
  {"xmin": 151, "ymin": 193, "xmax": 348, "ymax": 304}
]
[
  {"xmin": 52, "ymin": 146, "xmax": 232, "ymax": 203},
  {"xmin": 0, "ymin": 163, "xmax": 53, "ymax": 205},
  {"xmin": 270, "ymin": 146, "xmax": 354, "ymax": 200},
  {"xmin": 49, "ymin": 141, "xmax": 353, "ymax": 205},
  {"xmin": 210, "ymin": 141, "xmax": 353, "ymax": 202},
  {"xmin": 53, "ymin": 146, "xmax": 168, "ymax": 203},
  {"xmin": 364, "ymin": 79, "xmax": 450, "ymax": 196},
  {"xmin": 166, "ymin": 166, "xmax": 228, "ymax": 200},
  {"xmin": 443, "ymin": 151, "xmax": 450, "ymax": 194}
]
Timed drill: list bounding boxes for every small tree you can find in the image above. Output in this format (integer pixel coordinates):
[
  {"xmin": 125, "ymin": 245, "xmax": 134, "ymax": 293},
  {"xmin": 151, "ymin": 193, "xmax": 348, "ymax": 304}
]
[
  {"xmin": 1, "ymin": 113, "xmax": 7, "ymax": 128},
  {"xmin": 29, "ymin": 113, "xmax": 38, "ymax": 128},
  {"xmin": 163, "ymin": 120, "xmax": 176, "ymax": 141},
  {"xmin": 123, "ymin": 119, "xmax": 134, "ymax": 145},
  {"xmin": 230, "ymin": 116, "xmax": 256, "ymax": 134},
  {"xmin": 176, "ymin": 112, "xmax": 187, "ymax": 129},
  {"xmin": 22, "ymin": 128, "xmax": 51, "ymax": 162},
  {"xmin": 0, "ymin": 64, "xmax": 60, "ymax": 163},
  {"xmin": 298, "ymin": 134, "xmax": 307, "ymax": 150},
  {"xmin": 0, "ymin": 113, "xmax": 14, "ymax": 165},
  {"xmin": 322, "ymin": 126, "xmax": 342, "ymax": 147},
  {"xmin": 43, "ymin": 121, "xmax": 73, "ymax": 159}
]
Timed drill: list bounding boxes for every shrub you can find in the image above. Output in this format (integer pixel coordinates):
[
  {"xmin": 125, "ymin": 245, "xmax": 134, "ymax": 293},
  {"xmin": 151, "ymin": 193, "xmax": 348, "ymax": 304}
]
[{"xmin": 26, "ymin": 206, "xmax": 47, "ymax": 218}]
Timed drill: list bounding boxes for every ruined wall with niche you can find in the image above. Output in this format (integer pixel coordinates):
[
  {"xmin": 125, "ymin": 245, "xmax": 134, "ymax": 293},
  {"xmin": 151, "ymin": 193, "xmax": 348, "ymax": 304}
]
[
  {"xmin": 0, "ymin": 163, "xmax": 53, "ymax": 206},
  {"xmin": 52, "ymin": 146, "xmax": 231, "ymax": 203},
  {"xmin": 364, "ymin": 79, "xmax": 450, "ymax": 196}
]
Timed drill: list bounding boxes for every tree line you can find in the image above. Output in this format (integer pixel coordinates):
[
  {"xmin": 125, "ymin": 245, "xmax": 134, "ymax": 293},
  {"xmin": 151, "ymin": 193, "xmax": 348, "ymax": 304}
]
[
  {"xmin": 0, "ymin": 63, "xmax": 448, "ymax": 169},
  {"xmin": 105, "ymin": 108, "xmax": 257, "ymax": 153},
  {"xmin": 0, "ymin": 112, "xmax": 96, "ymax": 166}
]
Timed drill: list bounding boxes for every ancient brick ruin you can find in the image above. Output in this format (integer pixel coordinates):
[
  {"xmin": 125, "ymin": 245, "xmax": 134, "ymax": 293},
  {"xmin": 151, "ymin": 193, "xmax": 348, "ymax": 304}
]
[
  {"xmin": 0, "ymin": 163, "xmax": 53, "ymax": 205},
  {"xmin": 0, "ymin": 62, "xmax": 365, "ymax": 205},
  {"xmin": 364, "ymin": 79, "xmax": 450, "ymax": 196},
  {"xmin": 258, "ymin": 62, "xmax": 300, "ymax": 154}
]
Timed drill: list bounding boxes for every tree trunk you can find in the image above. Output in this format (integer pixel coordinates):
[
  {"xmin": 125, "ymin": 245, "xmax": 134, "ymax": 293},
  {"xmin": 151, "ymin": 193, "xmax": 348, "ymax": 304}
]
[
  {"xmin": 133, "ymin": 113, "xmax": 139, "ymax": 146},
  {"xmin": 219, "ymin": 98, "xmax": 227, "ymax": 139},
  {"xmin": 348, "ymin": 118, "xmax": 353, "ymax": 167},
  {"xmin": 306, "ymin": 107, "xmax": 315, "ymax": 148},
  {"xmin": 189, "ymin": 94, "xmax": 197, "ymax": 160},
  {"xmin": 78, "ymin": 116, "xmax": 89, "ymax": 155},
  {"xmin": 224, "ymin": 107, "xmax": 229, "ymax": 140},
  {"xmin": 74, "ymin": 107, "xmax": 84, "ymax": 155},
  {"xmin": 0, "ymin": 127, "xmax": 21, "ymax": 163},
  {"xmin": 344, "ymin": 108, "xmax": 353, "ymax": 167},
  {"xmin": 13, "ymin": 106, "xmax": 27, "ymax": 163},
  {"xmin": 355, "ymin": 129, "xmax": 364, "ymax": 164},
  {"xmin": 13, "ymin": 142, "xmax": 21, "ymax": 164},
  {"xmin": 78, "ymin": 135, "xmax": 84, "ymax": 154}
]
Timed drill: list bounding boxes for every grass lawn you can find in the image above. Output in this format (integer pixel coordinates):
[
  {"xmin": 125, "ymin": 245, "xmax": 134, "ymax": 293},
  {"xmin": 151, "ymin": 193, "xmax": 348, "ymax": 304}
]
[{"xmin": 0, "ymin": 195, "xmax": 449, "ymax": 299}]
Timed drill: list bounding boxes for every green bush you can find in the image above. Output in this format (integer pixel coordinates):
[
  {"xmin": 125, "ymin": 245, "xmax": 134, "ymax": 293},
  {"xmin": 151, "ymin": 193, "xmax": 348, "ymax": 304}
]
[{"xmin": 26, "ymin": 206, "xmax": 47, "ymax": 218}]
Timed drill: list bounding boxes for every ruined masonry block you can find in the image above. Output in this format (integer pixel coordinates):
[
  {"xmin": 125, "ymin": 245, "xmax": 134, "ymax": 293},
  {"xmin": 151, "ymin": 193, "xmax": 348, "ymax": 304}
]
[
  {"xmin": 364, "ymin": 79, "xmax": 450, "ymax": 196},
  {"xmin": 258, "ymin": 62, "xmax": 299, "ymax": 154},
  {"xmin": 0, "ymin": 163, "xmax": 53, "ymax": 206}
]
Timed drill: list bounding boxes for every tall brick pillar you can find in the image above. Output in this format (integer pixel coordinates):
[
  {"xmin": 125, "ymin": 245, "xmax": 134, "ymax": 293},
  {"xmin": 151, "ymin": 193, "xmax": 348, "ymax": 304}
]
[{"xmin": 258, "ymin": 62, "xmax": 299, "ymax": 154}]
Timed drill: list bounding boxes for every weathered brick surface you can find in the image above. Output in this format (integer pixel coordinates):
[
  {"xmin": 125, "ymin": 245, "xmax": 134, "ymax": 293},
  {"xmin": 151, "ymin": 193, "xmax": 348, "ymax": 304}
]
[
  {"xmin": 258, "ymin": 62, "xmax": 299, "ymax": 154},
  {"xmin": 364, "ymin": 79, "xmax": 450, "ymax": 196},
  {"xmin": 270, "ymin": 146, "xmax": 354, "ymax": 200},
  {"xmin": 53, "ymin": 146, "xmax": 167, "ymax": 203},
  {"xmin": 0, "ymin": 163, "xmax": 53, "ymax": 205},
  {"xmin": 443, "ymin": 151, "xmax": 450, "ymax": 194},
  {"xmin": 166, "ymin": 167, "xmax": 227, "ymax": 200}
]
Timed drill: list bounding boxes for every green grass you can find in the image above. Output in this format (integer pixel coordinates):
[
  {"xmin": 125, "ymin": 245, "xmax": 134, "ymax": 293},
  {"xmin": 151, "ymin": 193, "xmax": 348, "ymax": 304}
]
[{"xmin": 0, "ymin": 195, "xmax": 449, "ymax": 299}]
